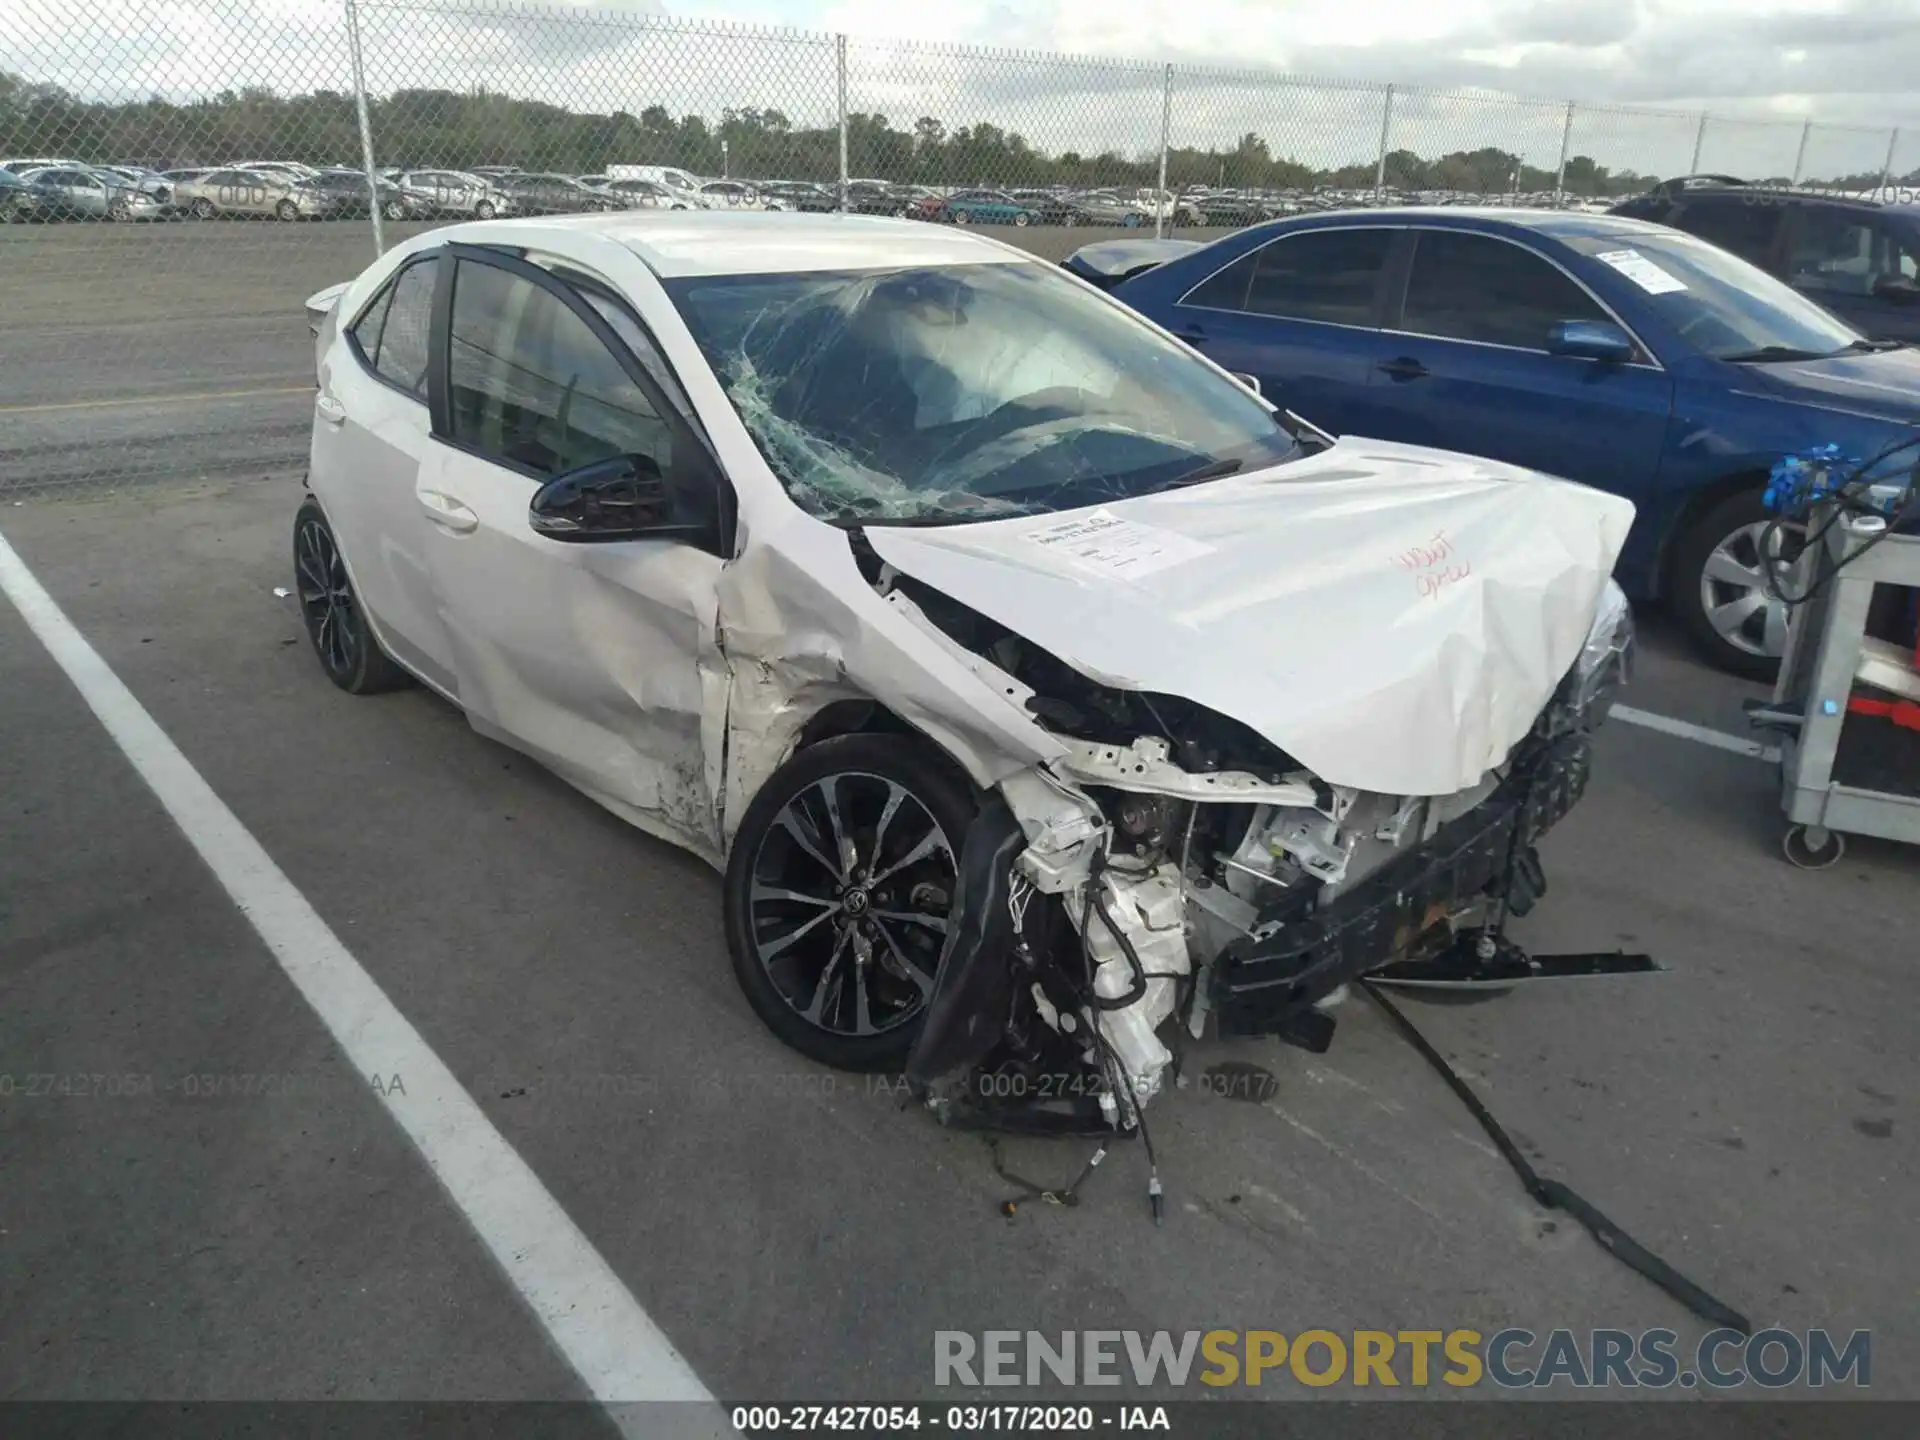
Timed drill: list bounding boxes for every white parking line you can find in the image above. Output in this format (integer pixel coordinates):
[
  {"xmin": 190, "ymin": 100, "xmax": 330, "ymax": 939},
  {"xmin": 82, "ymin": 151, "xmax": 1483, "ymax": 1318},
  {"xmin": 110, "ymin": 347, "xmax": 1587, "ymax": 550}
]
[
  {"xmin": 0, "ymin": 529, "xmax": 722, "ymax": 1432},
  {"xmin": 1612, "ymin": 703, "xmax": 1782, "ymax": 763}
]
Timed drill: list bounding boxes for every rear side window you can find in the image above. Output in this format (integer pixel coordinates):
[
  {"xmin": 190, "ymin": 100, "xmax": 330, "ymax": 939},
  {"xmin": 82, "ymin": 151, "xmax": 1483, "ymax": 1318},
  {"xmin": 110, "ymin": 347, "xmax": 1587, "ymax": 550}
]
[
  {"xmin": 1786, "ymin": 208, "xmax": 1920, "ymax": 295},
  {"xmin": 1401, "ymin": 230, "xmax": 1607, "ymax": 350},
  {"xmin": 446, "ymin": 258, "xmax": 671, "ymax": 480},
  {"xmin": 1189, "ymin": 228, "xmax": 1393, "ymax": 326},
  {"xmin": 1671, "ymin": 197, "xmax": 1781, "ymax": 265},
  {"xmin": 349, "ymin": 257, "xmax": 436, "ymax": 398}
]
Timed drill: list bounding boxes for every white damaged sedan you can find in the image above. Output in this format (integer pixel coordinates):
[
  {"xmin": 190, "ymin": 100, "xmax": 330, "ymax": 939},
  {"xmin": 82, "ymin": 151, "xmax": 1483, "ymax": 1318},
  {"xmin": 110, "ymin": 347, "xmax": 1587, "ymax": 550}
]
[{"xmin": 300, "ymin": 211, "xmax": 1635, "ymax": 1129}]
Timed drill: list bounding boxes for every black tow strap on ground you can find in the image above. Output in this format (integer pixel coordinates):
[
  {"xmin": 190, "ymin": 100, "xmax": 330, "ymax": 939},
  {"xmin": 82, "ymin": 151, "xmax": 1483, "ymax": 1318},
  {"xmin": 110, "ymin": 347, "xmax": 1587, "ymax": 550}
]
[{"xmin": 1361, "ymin": 981, "xmax": 1753, "ymax": 1335}]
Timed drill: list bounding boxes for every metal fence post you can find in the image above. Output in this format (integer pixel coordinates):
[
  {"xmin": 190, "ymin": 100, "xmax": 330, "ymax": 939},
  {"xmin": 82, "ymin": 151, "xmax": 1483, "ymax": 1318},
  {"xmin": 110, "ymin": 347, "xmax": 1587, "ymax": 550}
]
[
  {"xmin": 342, "ymin": 0, "xmax": 383, "ymax": 255},
  {"xmin": 835, "ymin": 34, "xmax": 849, "ymax": 213},
  {"xmin": 1690, "ymin": 113, "xmax": 1707, "ymax": 174},
  {"xmin": 1374, "ymin": 84, "xmax": 1394, "ymax": 200},
  {"xmin": 1791, "ymin": 119, "xmax": 1812, "ymax": 185},
  {"xmin": 1554, "ymin": 100, "xmax": 1575, "ymax": 205},
  {"xmin": 1154, "ymin": 64, "xmax": 1172, "ymax": 240},
  {"xmin": 1880, "ymin": 127, "xmax": 1900, "ymax": 197}
]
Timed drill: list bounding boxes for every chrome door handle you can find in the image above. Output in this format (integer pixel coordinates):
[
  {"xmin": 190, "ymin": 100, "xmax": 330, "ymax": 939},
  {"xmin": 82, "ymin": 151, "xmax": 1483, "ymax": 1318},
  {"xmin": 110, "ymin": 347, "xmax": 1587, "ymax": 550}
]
[
  {"xmin": 315, "ymin": 393, "xmax": 347, "ymax": 426},
  {"xmin": 418, "ymin": 490, "xmax": 479, "ymax": 534}
]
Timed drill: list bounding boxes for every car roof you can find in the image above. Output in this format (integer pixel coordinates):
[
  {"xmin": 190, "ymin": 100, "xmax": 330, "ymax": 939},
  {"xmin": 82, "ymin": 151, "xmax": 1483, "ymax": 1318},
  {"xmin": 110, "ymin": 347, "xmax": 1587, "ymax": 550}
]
[
  {"xmin": 1269, "ymin": 205, "xmax": 1678, "ymax": 240},
  {"xmin": 449, "ymin": 210, "xmax": 1033, "ymax": 277}
]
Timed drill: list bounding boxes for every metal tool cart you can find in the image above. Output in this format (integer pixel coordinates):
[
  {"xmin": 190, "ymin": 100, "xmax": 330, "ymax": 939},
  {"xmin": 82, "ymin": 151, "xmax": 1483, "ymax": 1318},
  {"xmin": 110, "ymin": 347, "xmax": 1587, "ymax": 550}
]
[{"xmin": 1749, "ymin": 450, "xmax": 1920, "ymax": 869}]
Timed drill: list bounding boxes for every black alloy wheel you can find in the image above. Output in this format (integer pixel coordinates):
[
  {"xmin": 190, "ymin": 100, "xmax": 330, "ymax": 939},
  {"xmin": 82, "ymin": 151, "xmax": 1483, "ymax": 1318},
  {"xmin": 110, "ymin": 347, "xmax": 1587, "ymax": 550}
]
[
  {"xmin": 292, "ymin": 498, "xmax": 408, "ymax": 695},
  {"xmin": 723, "ymin": 735, "xmax": 971, "ymax": 1071}
]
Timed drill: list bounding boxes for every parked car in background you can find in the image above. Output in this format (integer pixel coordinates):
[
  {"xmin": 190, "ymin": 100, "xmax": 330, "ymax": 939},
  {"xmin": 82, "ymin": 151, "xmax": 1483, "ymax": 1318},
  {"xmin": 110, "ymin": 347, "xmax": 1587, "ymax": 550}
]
[
  {"xmin": 699, "ymin": 180, "xmax": 790, "ymax": 212},
  {"xmin": 1071, "ymin": 190, "xmax": 1154, "ymax": 228},
  {"xmin": 15, "ymin": 166, "xmax": 165, "ymax": 221},
  {"xmin": 1, "ymin": 156, "xmax": 87, "ymax": 175},
  {"xmin": 173, "ymin": 168, "xmax": 345, "ymax": 221},
  {"xmin": 1008, "ymin": 189, "xmax": 1091, "ymax": 225},
  {"xmin": 233, "ymin": 160, "xmax": 320, "ymax": 182},
  {"xmin": 939, "ymin": 189, "xmax": 1040, "ymax": 226},
  {"xmin": 390, "ymin": 169, "xmax": 517, "ymax": 219},
  {"xmin": 1610, "ymin": 177, "xmax": 1920, "ymax": 343},
  {"xmin": 0, "ymin": 167, "xmax": 39, "ymax": 220},
  {"xmin": 495, "ymin": 172, "xmax": 624, "ymax": 215},
  {"xmin": 845, "ymin": 179, "xmax": 906, "ymax": 215},
  {"xmin": 309, "ymin": 167, "xmax": 432, "ymax": 221},
  {"xmin": 1190, "ymin": 190, "xmax": 1288, "ymax": 227},
  {"xmin": 89, "ymin": 164, "xmax": 176, "ymax": 207},
  {"xmin": 759, "ymin": 180, "xmax": 838, "ymax": 213},
  {"xmin": 605, "ymin": 166, "xmax": 710, "ymax": 209},
  {"xmin": 1098, "ymin": 207, "xmax": 1920, "ymax": 676},
  {"xmin": 589, "ymin": 177, "xmax": 694, "ymax": 210}
]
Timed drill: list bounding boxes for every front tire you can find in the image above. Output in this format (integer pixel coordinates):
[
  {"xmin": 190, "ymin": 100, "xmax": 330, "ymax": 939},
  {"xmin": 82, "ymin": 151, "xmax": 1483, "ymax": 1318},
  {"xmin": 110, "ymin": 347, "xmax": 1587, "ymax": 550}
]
[
  {"xmin": 950, "ymin": 209, "xmax": 970, "ymax": 224},
  {"xmin": 275, "ymin": 199, "xmax": 300, "ymax": 222},
  {"xmin": 293, "ymin": 498, "xmax": 409, "ymax": 695},
  {"xmin": 723, "ymin": 734, "xmax": 972, "ymax": 1072},
  {"xmin": 475, "ymin": 199, "xmax": 496, "ymax": 219},
  {"xmin": 1012, "ymin": 211, "xmax": 1031, "ymax": 227},
  {"xmin": 190, "ymin": 197, "xmax": 215, "ymax": 220},
  {"xmin": 382, "ymin": 198, "xmax": 405, "ymax": 221},
  {"xmin": 1671, "ymin": 487, "xmax": 1788, "ymax": 680}
]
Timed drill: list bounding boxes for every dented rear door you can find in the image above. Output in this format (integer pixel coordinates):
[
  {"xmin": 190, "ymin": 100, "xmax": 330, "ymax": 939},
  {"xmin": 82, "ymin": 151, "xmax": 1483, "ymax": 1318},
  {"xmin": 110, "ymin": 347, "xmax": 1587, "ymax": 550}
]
[{"xmin": 417, "ymin": 247, "xmax": 728, "ymax": 857}]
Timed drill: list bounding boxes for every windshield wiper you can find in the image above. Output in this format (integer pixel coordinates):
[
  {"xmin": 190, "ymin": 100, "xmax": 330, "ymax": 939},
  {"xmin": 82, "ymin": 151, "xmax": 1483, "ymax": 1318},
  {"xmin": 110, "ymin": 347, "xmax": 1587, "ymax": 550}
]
[
  {"xmin": 1842, "ymin": 337, "xmax": 1906, "ymax": 352},
  {"xmin": 1149, "ymin": 456, "xmax": 1244, "ymax": 492},
  {"xmin": 1719, "ymin": 345, "xmax": 1830, "ymax": 363}
]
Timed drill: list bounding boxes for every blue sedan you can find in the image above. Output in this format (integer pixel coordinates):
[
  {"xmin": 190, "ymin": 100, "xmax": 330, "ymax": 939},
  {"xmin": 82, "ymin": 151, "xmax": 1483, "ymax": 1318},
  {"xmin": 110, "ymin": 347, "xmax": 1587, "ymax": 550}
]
[{"xmin": 1100, "ymin": 209, "xmax": 1920, "ymax": 676}]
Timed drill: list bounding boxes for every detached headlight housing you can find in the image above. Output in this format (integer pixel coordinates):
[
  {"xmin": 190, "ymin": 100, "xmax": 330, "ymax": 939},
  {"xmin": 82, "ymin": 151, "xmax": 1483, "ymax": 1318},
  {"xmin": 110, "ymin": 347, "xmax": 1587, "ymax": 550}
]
[{"xmin": 1569, "ymin": 579, "xmax": 1634, "ymax": 726}]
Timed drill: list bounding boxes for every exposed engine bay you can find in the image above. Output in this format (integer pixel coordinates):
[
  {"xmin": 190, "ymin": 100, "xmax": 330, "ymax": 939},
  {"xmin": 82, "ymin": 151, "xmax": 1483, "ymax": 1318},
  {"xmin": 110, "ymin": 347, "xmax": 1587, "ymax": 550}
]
[{"xmin": 885, "ymin": 562, "xmax": 1636, "ymax": 1140}]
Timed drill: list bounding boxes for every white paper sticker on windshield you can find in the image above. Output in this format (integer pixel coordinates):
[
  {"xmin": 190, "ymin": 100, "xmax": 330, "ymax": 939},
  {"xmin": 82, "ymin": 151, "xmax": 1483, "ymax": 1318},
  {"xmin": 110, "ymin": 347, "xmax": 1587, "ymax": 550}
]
[
  {"xmin": 1595, "ymin": 248, "xmax": 1687, "ymax": 295},
  {"xmin": 1023, "ymin": 510, "xmax": 1214, "ymax": 580}
]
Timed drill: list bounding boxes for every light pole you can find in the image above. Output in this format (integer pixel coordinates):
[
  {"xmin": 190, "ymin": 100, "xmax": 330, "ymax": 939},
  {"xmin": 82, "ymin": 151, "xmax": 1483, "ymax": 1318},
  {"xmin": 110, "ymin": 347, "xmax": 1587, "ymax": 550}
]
[{"xmin": 721, "ymin": 139, "xmax": 729, "ymax": 179}]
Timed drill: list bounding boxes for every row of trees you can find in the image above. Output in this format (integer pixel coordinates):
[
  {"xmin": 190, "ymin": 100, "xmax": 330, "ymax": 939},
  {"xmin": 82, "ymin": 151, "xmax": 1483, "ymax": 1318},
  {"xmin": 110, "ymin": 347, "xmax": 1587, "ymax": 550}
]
[{"xmin": 5, "ymin": 72, "xmax": 1910, "ymax": 198}]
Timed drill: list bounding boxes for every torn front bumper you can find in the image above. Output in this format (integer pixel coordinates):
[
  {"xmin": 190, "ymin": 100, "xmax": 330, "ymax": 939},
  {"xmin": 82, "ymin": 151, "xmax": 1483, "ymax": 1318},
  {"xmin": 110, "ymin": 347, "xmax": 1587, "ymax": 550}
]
[{"xmin": 1212, "ymin": 731, "xmax": 1593, "ymax": 1036}]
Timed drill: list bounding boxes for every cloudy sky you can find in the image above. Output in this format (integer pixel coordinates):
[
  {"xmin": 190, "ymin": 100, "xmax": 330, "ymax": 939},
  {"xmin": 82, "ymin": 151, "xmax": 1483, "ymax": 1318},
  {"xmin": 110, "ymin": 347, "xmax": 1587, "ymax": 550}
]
[{"xmin": 10, "ymin": 0, "xmax": 1920, "ymax": 178}]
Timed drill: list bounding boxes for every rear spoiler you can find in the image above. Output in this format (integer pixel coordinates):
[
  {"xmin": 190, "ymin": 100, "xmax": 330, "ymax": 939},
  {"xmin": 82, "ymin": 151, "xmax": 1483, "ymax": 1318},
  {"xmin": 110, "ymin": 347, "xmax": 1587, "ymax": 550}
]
[
  {"xmin": 1059, "ymin": 237, "xmax": 1204, "ymax": 291},
  {"xmin": 305, "ymin": 280, "xmax": 351, "ymax": 338}
]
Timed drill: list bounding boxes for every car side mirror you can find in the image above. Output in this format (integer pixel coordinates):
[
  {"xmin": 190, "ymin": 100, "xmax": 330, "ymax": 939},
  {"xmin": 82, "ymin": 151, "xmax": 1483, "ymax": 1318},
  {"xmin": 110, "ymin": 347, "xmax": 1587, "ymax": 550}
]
[
  {"xmin": 1871, "ymin": 274, "xmax": 1919, "ymax": 304},
  {"xmin": 1230, "ymin": 371, "xmax": 1263, "ymax": 396},
  {"xmin": 528, "ymin": 454, "xmax": 704, "ymax": 543},
  {"xmin": 1548, "ymin": 318, "xmax": 1635, "ymax": 363}
]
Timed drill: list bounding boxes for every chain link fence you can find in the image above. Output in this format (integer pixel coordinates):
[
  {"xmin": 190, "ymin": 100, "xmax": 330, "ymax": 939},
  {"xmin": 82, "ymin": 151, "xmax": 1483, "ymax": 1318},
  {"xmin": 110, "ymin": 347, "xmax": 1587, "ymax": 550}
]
[{"xmin": 3, "ymin": 0, "xmax": 1914, "ymax": 494}]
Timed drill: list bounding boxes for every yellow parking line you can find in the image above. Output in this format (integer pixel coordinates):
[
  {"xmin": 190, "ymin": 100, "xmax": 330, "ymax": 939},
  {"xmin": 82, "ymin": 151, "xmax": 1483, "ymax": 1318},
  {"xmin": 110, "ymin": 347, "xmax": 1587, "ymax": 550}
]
[{"xmin": 0, "ymin": 384, "xmax": 311, "ymax": 416}]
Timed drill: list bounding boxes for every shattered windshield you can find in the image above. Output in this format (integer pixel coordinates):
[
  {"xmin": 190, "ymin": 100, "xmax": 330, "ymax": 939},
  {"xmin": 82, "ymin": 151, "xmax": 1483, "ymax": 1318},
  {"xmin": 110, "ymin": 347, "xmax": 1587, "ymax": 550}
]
[{"xmin": 664, "ymin": 262, "xmax": 1301, "ymax": 524}]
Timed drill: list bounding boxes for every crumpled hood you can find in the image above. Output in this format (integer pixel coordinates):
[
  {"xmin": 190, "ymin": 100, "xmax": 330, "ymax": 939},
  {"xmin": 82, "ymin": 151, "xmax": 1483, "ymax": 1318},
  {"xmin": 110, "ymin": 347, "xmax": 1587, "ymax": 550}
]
[
  {"xmin": 865, "ymin": 438, "xmax": 1634, "ymax": 796},
  {"xmin": 1741, "ymin": 346, "xmax": 1920, "ymax": 424}
]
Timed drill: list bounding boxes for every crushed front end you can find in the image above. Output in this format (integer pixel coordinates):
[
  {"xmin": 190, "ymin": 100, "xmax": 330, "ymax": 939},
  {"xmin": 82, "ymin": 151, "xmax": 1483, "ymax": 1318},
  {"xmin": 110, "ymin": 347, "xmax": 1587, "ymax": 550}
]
[{"xmin": 904, "ymin": 578, "xmax": 1636, "ymax": 1134}]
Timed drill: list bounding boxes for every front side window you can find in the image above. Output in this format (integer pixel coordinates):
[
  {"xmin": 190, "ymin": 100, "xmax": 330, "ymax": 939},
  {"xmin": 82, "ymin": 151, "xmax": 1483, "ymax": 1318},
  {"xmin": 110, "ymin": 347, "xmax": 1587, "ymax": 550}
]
[
  {"xmin": 1245, "ymin": 228, "xmax": 1393, "ymax": 326},
  {"xmin": 666, "ymin": 260, "xmax": 1302, "ymax": 525},
  {"xmin": 349, "ymin": 257, "xmax": 436, "ymax": 398},
  {"xmin": 1563, "ymin": 230, "xmax": 1862, "ymax": 360},
  {"xmin": 1402, "ymin": 230, "xmax": 1607, "ymax": 350},
  {"xmin": 1786, "ymin": 209, "xmax": 1920, "ymax": 297},
  {"xmin": 446, "ymin": 259, "xmax": 671, "ymax": 480}
]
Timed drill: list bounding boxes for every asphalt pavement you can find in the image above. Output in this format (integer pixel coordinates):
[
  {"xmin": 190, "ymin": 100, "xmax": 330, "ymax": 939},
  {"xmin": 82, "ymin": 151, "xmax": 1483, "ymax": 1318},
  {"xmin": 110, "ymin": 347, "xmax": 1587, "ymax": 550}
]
[{"xmin": 2, "ymin": 474, "xmax": 1916, "ymax": 1416}]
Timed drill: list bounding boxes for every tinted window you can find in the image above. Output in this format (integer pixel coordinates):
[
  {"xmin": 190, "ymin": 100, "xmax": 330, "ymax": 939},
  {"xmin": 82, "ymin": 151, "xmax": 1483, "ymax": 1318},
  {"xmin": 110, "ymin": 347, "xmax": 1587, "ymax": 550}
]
[
  {"xmin": 1672, "ymin": 196, "xmax": 1780, "ymax": 264},
  {"xmin": 1244, "ymin": 228, "xmax": 1393, "ymax": 326},
  {"xmin": 447, "ymin": 260, "xmax": 671, "ymax": 480},
  {"xmin": 1181, "ymin": 250, "xmax": 1259, "ymax": 311},
  {"xmin": 1786, "ymin": 208, "xmax": 1920, "ymax": 296},
  {"xmin": 350, "ymin": 258, "xmax": 436, "ymax": 398},
  {"xmin": 1402, "ymin": 230, "xmax": 1606, "ymax": 349}
]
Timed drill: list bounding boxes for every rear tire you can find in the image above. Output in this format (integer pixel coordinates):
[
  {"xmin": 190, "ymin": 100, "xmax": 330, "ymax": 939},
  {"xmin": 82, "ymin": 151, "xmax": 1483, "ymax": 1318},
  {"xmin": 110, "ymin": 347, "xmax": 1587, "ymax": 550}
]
[
  {"xmin": 293, "ymin": 498, "xmax": 410, "ymax": 695},
  {"xmin": 723, "ymin": 734, "xmax": 973, "ymax": 1072},
  {"xmin": 951, "ymin": 209, "xmax": 970, "ymax": 224},
  {"xmin": 1012, "ymin": 211, "xmax": 1031, "ymax": 227},
  {"xmin": 1670, "ymin": 487, "xmax": 1787, "ymax": 680}
]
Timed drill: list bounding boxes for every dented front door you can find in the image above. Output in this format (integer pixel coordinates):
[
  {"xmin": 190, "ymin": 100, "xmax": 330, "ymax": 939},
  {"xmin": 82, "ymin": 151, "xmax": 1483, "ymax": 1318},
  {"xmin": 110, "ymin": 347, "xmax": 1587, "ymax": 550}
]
[{"xmin": 416, "ymin": 249, "xmax": 727, "ymax": 857}]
